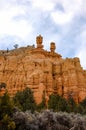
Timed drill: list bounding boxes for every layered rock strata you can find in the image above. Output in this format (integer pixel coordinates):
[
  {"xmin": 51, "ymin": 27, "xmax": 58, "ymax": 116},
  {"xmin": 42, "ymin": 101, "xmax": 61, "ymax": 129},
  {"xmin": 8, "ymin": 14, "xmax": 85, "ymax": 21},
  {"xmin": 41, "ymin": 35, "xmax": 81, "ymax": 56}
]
[{"xmin": 0, "ymin": 35, "xmax": 86, "ymax": 104}]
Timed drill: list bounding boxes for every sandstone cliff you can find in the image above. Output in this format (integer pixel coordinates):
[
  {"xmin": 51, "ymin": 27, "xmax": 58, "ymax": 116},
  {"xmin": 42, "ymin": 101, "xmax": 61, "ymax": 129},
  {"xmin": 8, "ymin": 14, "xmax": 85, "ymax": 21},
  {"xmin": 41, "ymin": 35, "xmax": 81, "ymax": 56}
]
[{"xmin": 0, "ymin": 35, "xmax": 86, "ymax": 104}]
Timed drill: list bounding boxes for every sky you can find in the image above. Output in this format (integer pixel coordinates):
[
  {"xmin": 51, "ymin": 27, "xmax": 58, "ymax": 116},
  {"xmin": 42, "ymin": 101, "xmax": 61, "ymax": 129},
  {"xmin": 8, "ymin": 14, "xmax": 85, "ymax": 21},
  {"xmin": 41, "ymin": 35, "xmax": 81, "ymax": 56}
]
[{"xmin": 0, "ymin": 0, "xmax": 86, "ymax": 69}]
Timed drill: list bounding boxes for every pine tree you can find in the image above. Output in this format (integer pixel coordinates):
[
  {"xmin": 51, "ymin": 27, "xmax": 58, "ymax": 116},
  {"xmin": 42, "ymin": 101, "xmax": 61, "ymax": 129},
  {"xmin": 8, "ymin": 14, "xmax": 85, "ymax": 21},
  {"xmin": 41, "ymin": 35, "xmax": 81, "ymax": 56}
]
[{"xmin": 13, "ymin": 87, "xmax": 36, "ymax": 112}]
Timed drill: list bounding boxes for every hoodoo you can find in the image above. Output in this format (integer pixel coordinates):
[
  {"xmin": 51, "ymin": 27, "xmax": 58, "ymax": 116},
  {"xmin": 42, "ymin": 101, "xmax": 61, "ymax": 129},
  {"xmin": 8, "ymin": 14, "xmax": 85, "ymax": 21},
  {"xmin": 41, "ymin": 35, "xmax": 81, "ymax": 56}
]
[{"xmin": 0, "ymin": 35, "xmax": 86, "ymax": 104}]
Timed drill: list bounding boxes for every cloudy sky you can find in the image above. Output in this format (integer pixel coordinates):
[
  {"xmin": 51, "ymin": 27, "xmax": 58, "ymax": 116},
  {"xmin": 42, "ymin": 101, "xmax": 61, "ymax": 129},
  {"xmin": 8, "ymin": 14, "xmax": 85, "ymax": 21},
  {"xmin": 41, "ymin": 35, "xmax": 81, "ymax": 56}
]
[{"xmin": 0, "ymin": 0, "xmax": 86, "ymax": 69}]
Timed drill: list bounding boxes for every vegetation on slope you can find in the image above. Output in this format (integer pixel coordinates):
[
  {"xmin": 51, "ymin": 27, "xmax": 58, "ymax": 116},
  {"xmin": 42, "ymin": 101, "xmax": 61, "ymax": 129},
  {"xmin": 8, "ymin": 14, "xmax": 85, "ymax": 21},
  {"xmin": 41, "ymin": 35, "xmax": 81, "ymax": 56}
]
[
  {"xmin": 13, "ymin": 88, "xmax": 36, "ymax": 112},
  {"xmin": 0, "ymin": 87, "xmax": 86, "ymax": 130}
]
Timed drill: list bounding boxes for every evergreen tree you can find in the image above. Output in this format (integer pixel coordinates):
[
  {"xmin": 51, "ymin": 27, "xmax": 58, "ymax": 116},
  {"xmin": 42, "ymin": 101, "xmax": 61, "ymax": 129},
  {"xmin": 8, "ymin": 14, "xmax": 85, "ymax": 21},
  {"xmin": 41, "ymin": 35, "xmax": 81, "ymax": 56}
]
[
  {"xmin": 0, "ymin": 82, "xmax": 6, "ymax": 90},
  {"xmin": 1, "ymin": 114, "xmax": 15, "ymax": 130},
  {"xmin": 79, "ymin": 98, "xmax": 86, "ymax": 114},
  {"xmin": 67, "ymin": 97, "xmax": 77, "ymax": 113},
  {"xmin": 0, "ymin": 91, "xmax": 14, "ymax": 119},
  {"xmin": 13, "ymin": 87, "xmax": 36, "ymax": 112},
  {"xmin": 48, "ymin": 94, "xmax": 69, "ymax": 112},
  {"xmin": 0, "ymin": 92, "xmax": 15, "ymax": 130},
  {"xmin": 80, "ymin": 98, "xmax": 86, "ymax": 108}
]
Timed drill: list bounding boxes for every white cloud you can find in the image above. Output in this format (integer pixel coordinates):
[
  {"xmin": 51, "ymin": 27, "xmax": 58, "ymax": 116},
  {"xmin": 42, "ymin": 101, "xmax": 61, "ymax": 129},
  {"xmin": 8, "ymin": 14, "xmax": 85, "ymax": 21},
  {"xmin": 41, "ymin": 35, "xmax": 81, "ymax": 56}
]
[
  {"xmin": 51, "ymin": 11, "xmax": 73, "ymax": 25},
  {"xmin": 0, "ymin": 0, "xmax": 86, "ymax": 69},
  {"xmin": 77, "ymin": 50, "xmax": 86, "ymax": 69},
  {"xmin": 50, "ymin": 0, "xmax": 83, "ymax": 25},
  {"xmin": 0, "ymin": 3, "xmax": 33, "ymax": 40},
  {"xmin": 75, "ymin": 29, "xmax": 86, "ymax": 69},
  {"xmin": 31, "ymin": 0, "xmax": 55, "ymax": 11}
]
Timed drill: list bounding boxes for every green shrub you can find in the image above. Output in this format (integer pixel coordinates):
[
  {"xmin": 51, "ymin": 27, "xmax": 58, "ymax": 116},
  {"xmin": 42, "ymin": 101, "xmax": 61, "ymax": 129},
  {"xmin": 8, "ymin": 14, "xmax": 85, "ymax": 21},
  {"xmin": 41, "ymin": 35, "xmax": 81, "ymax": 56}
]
[
  {"xmin": 48, "ymin": 94, "xmax": 69, "ymax": 112},
  {"xmin": 0, "ymin": 92, "xmax": 14, "ymax": 119},
  {"xmin": 1, "ymin": 114, "xmax": 15, "ymax": 130},
  {"xmin": 13, "ymin": 87, "xmax": 36, "ymax": 112}
]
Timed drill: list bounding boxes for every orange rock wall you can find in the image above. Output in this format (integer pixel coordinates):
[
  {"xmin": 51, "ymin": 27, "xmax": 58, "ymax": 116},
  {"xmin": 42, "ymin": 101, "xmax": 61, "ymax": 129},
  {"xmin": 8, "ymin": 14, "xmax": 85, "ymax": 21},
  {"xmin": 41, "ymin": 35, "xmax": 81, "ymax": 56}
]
[{"xmin": 0, "ymin": 36, "xmax": 86, "ymax": 104}]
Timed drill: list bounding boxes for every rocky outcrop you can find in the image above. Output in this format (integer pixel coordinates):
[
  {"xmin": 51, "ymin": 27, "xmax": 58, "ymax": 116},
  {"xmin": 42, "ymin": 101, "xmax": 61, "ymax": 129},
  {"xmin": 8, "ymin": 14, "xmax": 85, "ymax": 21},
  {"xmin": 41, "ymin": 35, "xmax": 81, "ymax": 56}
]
[{"xmin": 0, "ymin": 35, "xmax": 86, "ymax": 104}]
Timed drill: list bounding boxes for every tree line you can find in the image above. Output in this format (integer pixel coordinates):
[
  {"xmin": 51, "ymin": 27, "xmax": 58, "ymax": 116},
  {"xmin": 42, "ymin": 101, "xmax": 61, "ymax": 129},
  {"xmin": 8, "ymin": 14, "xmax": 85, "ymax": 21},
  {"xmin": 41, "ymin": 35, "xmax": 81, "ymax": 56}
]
[{"xmin": 0, "ymin": 87, "xmax": 86, "ymax": 130}]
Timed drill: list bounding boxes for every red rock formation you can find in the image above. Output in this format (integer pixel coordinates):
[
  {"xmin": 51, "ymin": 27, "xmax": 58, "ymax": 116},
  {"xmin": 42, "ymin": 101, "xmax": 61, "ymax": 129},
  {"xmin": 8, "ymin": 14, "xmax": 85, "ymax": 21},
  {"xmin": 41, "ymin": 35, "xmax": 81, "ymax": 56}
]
[{"xmin": 0, "ymin": 35, "xmax": 86, "ymax": 104}]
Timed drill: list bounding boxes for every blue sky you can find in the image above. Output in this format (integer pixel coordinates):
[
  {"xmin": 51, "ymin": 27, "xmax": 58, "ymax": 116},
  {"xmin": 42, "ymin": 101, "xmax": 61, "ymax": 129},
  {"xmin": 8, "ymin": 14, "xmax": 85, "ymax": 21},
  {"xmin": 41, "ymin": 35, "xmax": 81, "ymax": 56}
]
[{"xmin": 0, "ymin": 0, "xmax": 86, "ymax": 69}]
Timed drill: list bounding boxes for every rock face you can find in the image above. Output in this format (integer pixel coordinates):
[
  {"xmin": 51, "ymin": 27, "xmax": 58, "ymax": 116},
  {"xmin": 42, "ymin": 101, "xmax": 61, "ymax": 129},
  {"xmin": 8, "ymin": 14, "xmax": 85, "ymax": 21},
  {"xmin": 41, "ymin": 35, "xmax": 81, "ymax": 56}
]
[{"xmin": 0, "ymin": 35, "xmax": 86, "ymax": 104}]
